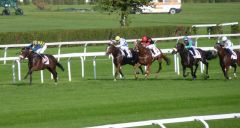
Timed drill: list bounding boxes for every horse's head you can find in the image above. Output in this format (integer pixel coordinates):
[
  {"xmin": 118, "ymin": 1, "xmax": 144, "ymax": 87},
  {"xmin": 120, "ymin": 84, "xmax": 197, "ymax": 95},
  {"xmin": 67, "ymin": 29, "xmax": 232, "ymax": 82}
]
[
  {"xmin": 172, "ymin": 42, "xmax": 185, "ymax": 54},
  {"xmin": 214, "ymin": 42, "xmax": 224, "ymax": 51},
  {"xmin": 19, "ymin": 47, "xmax": 32, "ymax": 60},
  {"xmin": 105, "ymin": 43, "xmax": 115, "ymax": 56}
]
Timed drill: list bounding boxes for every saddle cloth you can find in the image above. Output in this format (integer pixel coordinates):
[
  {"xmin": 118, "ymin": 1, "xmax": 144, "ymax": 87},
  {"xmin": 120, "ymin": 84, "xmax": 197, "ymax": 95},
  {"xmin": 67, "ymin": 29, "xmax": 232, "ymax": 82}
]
[
  {"xmin": 189, "ymin": 49, "xmax": 201, "ymax": 59},
  {"xmin": 150, "ymin": 47, "xmax": 161, "ymax": 57},
  {"xmin": 231, "ymin": 51, "xmax": 237, "ymax": 60},
  {"xmin": 42, "ymin": 55, "xmax": 50, "ymax": 65}
]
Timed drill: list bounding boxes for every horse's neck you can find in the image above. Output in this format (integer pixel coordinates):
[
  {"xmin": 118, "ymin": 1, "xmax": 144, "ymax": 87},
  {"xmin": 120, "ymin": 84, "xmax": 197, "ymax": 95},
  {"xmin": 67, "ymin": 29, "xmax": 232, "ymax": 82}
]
[
  {"xmin": 179, "ymin": 48, "xmax": 189, "ymax": 59},
  {"xmin": 111, "ymin": 47, "xmax": 122, "ymax": 57},
  {"xmin": 138, "ymin": 45, "xmax": 150, "ymax": 56},
  {"xmin": 218, "ymin": 48, "xmax": 227, "ymax": 58}
]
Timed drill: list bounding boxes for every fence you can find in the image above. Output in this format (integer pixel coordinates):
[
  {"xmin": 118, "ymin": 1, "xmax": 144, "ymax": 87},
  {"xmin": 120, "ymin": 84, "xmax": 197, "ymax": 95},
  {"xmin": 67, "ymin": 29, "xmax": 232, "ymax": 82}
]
[
  {"xmin": 0, "ymin": 33, "xmax": 240, "ymax": 83},
  {"xmin": 87, "ymin": 113, "xmax": 240, "ymax": 128}
]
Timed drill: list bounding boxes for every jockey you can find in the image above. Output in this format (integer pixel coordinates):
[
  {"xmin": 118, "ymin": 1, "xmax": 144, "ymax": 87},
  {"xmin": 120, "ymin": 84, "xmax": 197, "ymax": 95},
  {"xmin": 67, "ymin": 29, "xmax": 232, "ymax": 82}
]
[
  {"xmin": 115, "ymin": 36, "xmax": 131, "ymax": 58},
  {"xmin": 27, "ymin": 40, "xmax": 48, "ymax": 63},
  {"xmin": 27, "ymin": 40, "xmax": 47, "ymax": 54},
  {"xmin": 183, "ymin": 36, "xmax": 196, "ymax": 58},
  {"xmin": 221, "ymin": 36, "xmax": 236, "ymax": 59},
  {"xmin": 140, "ymin": 36, "xmax": 160, "ymax": 57}
]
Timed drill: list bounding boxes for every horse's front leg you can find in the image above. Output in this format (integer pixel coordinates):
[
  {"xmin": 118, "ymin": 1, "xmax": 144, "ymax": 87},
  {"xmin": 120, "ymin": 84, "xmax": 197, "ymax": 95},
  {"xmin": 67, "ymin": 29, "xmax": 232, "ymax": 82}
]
[
  {"xmin": 183, "ymin": 66, "xmax": 187, "ymax": 78},
  {"xmin": 24, "ymin": 70, "xmax": 30, "ymax": 79},
  {"xmin": 145, "ymin": 64, "xmax": 151, "ymax": 79},
  {"xmin": 114, "ymin": 64, "xmax": 121, "ymax": 81},
  {"xmin": 119, "ymin": 67, "xmax": 125, "ymax": 79},
  {"xmin": 134, "ymin": 63, "xmax": 141, "ymax": 79}
]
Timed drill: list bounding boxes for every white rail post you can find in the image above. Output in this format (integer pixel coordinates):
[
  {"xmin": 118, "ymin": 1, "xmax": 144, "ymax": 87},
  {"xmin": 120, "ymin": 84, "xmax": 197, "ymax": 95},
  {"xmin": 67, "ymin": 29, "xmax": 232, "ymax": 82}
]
[
  {"xmin": 177, "ymin": 53, "xmax": 180, "ymax": 75},
  {"xmin": 196, "ymin": 118, "xmax": 209, "ymax": 128},
  {"xmin": 174, "ymin": 54, "xmax": 177, "ymax": 73},
  {"xmin": 80, "ymin": 56, "xmax": 85, "ymax": 78},
  {"xmin": 111, "ymin": 55, "xmax": 115, "ymax": 77},
  {"xmin": 154, "ymin": 122, "xmax": 167, "ymax": 128},
  {"xmin": 4, "ymin": 47, "xmax": 8, "ymax": 64},
  {"xmin": 16, "ymin": 60, "xmax": 21, "ymax": 81},
  {"xmin": 12, "ymin": 61, "xmax": 16, "ymax": 83},
  {"xmin": 84, "ymin": 43, "xmax": 88, "ymax": 60},
  {"xmin": 93, "ymin": 56, "xmax": 97, "ymax": 80},
  {"xmin": 67, "ymin": 57, "xmax": 72, "ymax": 82},
  {"xmin": 40, "ymin": 70, "xmax": 44, "ymax": 83},
  {"xmin": 57, "ymin": 44, "xmax": 62, "ymax": 62}
]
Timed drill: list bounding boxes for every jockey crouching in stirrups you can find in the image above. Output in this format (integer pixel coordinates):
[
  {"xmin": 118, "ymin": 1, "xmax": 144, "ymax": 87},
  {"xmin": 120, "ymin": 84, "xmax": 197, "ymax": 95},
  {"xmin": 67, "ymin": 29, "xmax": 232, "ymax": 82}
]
[
  {"xmin": 115, "ymin": 36, "xmax": 132, "ymax": 58},
  {"xmin": 27, "ymin": 40, "xmax": 48, "ymax": 64},
  {"xmin": 141, "ymin": 36, "xmax": 161, "ymax": 58},
  {"xmin": 221, "ymin": 36, "xmax": 237, "ymax": 60},
  {"xmin": 183, "ymin": 36, "xmax": 199, "ymax": 59}
]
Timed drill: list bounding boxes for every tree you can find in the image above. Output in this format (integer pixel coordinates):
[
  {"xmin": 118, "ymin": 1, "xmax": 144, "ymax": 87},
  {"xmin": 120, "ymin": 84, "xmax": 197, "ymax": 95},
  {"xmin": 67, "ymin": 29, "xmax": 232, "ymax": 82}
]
[{"xmin": 98, "ymin": 0, "xmax": 149, "ymax": 26}]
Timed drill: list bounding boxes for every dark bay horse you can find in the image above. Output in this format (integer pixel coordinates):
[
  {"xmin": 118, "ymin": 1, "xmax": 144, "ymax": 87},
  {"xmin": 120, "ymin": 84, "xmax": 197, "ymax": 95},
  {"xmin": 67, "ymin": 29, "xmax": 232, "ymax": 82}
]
[
  {"xmin": 106, "ymin": 43, "xmax": 144, "ymax": 81},
  {"xmin": 19, "ymin": 47, "xmax": 64, "ymax": 85},
  {"xmin": 214, "ymin": 43, "xmax": 240, "ymax": 79},
  {"xmin": 134, "ymin": 41, "xmax": 170, "ymax": 79},
  {"xmin": 172, "ymin": 42, "xmax": 217, "ymax": 80}
]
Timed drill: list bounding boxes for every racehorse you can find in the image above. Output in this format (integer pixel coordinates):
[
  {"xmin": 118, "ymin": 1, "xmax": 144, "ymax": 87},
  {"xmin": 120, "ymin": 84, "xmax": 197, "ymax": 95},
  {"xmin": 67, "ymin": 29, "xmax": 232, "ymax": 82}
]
[
  {"xmin": 133, "ymin": 41, "xmax": 170, "ymax": 79},
  {"xmin": 172, "ymin": 42, "xmax": 217, "ymax": 80},
  {"xmin": 106, "ymin": 43, "xmax": 144, "ymax": 81},
  {"xmin": 19, "ymin": 47, "xmax": 64, "ymax": 85},
  {"xmin": 214, "ymin": 43, "xmax": 240, "ymax": 79}
]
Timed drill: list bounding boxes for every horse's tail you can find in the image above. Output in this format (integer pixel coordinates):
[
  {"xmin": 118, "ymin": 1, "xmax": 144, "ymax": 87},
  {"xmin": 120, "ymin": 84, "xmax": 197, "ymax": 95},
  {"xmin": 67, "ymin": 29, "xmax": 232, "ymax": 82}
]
[
  {"xmin": 162, "ymin": 54, "xmax": 170, "ymax": 65},
  {"xmin": 56, "ymin": 62, "xmax": 64, "ymax": 71},
  {"xmin": 205, "ymin": 50, "xmax": 218, "ymax": 60}
]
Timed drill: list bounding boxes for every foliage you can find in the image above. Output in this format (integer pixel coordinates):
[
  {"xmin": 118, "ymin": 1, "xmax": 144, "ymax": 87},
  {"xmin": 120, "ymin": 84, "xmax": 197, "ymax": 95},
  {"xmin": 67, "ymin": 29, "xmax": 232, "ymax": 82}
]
[
  {"xmin": 0, "ymin": 26, "xmax": 187, "ymax": 44},
  {"xmin": 97, "ymin": 0, "xmax": 149, "ymax": 26}
]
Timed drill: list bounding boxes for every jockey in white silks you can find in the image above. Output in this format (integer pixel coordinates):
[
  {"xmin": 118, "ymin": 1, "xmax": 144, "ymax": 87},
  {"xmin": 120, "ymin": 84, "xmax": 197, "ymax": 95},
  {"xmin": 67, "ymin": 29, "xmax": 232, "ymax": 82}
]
[
  {"xmin": 115, "ymin": 36, "xmax": 131, "ymax": 58},
  {"xmin": 221, "ymin": 36, "xmax": 237, "ymax": 60}
]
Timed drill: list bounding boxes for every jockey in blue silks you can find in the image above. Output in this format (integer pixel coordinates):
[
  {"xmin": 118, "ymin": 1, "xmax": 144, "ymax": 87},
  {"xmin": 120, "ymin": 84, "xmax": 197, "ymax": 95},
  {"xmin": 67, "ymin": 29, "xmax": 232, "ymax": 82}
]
[
  {"xmin": 183, "ymin": 36, "xmax": 196, "ymax": 58},
  {"xmin": 27, "ymin": 40, "xmax": 47, "ymax": 54},
  {"xmin": 27, "ymin": 40, "xmax": 48, "ymax": 63}
]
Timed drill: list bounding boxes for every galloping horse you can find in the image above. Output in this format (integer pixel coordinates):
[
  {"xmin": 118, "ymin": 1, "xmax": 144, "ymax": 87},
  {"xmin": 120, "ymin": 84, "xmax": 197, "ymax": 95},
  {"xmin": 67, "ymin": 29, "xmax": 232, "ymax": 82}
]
[
  {"xmin": 19, "ymin": 47, "xmax": 64, "ymax": 85},
  {"xmin": 134, "ymin": 41, "xmax": 170, "ymax": 79},
  {"xmin": 172, "ymin": 42, "xmax": 217, "ymax": 80},
  {"xmin": 214, "ymin": 43, "xmax": 240, "ymax": 79},
  {"xmin": 106, "ymin": 43, "xmax": 144, "ymax": 80}
]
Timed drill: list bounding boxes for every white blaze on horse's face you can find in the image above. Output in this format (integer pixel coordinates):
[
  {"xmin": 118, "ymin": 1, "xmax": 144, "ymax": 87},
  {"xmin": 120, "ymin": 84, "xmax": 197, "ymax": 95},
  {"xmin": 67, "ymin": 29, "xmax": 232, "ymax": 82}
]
[{"xmin": 172, "ymin": 48, "xmax": 178, "ymax": 52}]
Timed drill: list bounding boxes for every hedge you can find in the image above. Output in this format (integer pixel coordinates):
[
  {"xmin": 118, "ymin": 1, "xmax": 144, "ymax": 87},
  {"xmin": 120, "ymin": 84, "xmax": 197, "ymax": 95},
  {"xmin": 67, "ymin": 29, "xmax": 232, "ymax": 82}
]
[{"xmin": 0, "ymin": 26, "xmax": 191, "ymax": 44}]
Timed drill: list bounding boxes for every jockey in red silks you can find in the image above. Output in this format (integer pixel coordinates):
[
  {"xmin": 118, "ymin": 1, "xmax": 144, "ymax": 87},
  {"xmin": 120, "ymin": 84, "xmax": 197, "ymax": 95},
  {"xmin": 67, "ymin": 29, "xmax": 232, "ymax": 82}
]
[{"xmin": 140, "ymin": 36, "xmax": 160, "ymax": 57}]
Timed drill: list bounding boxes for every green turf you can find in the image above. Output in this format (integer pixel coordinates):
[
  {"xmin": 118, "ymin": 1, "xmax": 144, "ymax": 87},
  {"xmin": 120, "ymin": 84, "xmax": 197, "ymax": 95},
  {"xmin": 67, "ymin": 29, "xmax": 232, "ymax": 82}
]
[
  {"xmin": 1, "ymin": 43, "xmax": 240, "ymax": 128},
  {"xmin": 0, "ymin": 3, "xmax": 239, "ymax": 32}
]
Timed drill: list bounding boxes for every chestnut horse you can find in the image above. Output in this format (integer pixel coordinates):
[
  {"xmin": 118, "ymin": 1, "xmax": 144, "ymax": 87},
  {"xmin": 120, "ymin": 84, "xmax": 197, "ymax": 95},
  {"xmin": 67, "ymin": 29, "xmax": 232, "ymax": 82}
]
[
  {"xmin": 214, "ymin": 43, "xmax": 240, "ymax": 79},
  {"xmin": 106, "ymin": 43, "xmax": 144, "ymax": 81},
  {"xmin": 172, "ymin": 42, "xmax": 217, "ymax": 80},
  {"xmin": 134, "ymin": 41, "xmax": 170, "ymax": 79},
  {"xmin": 19, "ymin": 47, "xmax": 64, "ymax": 85}
]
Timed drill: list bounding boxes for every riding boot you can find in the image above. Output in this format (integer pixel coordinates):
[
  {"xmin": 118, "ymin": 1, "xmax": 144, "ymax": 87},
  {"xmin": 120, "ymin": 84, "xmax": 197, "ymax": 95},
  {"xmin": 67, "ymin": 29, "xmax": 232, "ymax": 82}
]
[{"xmin": 123, "ymin": 50, "xmax": 128, "ymax": 58}]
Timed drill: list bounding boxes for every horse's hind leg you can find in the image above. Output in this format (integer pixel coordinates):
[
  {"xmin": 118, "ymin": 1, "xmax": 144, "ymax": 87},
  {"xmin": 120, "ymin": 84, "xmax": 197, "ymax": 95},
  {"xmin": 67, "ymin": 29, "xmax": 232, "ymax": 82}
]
[
  {"xmin": 231, "ymin": 63, "xmax": 237, "ymax": 78},
  {"xmin": 155, "ymin": 61, "xmax": 162, "ymax": 78},
  {"xmin": 193, "ymin": 63, "xmax": 199, "ymax": 79},
  {"xmin": 203, "ymin": 61, "xmax": 209, "ymax": 79},
  {"xmin": 47, "ymin": 68, "xmax": 58, "ymax": 84}
]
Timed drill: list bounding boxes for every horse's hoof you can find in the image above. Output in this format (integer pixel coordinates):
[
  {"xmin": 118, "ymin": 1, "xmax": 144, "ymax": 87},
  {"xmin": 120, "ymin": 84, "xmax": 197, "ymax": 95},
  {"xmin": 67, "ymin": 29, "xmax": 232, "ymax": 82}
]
[
  {"xmin": 229, "ymin": 77, "xmax": 232, "ymax": 80},
  {"xmin": 54, "ymin": 82, "xmax": 58, "ymax": 85},
  {"xmin": 114, "ymin": 79, "xmax": 117, "ymax": 82}
]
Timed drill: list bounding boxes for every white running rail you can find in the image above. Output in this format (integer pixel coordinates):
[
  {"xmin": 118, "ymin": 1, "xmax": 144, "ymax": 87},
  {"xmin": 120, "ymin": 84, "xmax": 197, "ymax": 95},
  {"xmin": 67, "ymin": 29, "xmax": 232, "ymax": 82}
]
[{"xmin": 87, "ymin": 113, "xmax": 240, "ymax": 128}]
